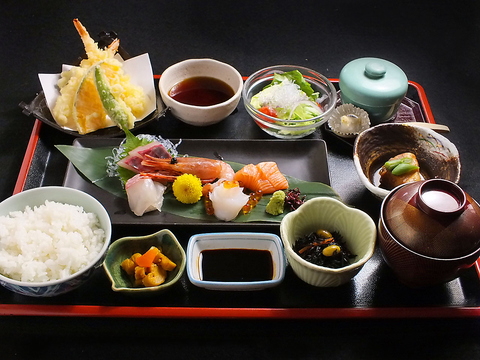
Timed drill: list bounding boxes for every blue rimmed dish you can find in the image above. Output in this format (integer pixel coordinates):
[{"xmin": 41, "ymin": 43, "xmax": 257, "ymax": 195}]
[{"xmin": 187, "ymin": 232, "xmax": 286, "ymax": 291}]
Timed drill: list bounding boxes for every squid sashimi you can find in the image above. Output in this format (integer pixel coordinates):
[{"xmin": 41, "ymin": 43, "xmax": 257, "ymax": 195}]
[
  {"xmin": 125, "ymin": 174, "xmax": 167, "ymax": 216},
  {"xmin": 234, "ymin": 162, "xmax": 288, "ymax": 194},
  {"xmin": 209, "ymin": 181, "xmax": 249, "ymax": 221}
]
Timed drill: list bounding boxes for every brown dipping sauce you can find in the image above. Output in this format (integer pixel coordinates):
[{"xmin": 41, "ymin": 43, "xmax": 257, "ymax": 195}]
[
  {"xmin": 168, "ymin": 76, "xmax": 235, "ymax": 106},
  {"xmin": 200, "ymin": 248, "xmax": 274, "ymax": 282}
]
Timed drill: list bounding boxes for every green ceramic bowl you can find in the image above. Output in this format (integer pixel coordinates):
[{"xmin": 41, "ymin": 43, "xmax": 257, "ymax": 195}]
[
  {"xmin": 103, "ymin": 229, "xmax": 186, "ymax": 294},
  {"xmin": 280, "ymin": 197, "xmax": 376, "ymax": 287}
]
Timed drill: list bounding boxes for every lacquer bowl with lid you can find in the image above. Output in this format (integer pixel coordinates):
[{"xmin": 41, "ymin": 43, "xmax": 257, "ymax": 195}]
[{"xmin": 378, "ymin": 179, "xmax": 480, "ymax": 287}]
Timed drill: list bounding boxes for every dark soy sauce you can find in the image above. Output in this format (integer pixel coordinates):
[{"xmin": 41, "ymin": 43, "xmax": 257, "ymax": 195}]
[
  {"xmin": 200, "ymin": 249, "xmax": 274, "ymax": 282},
  {"xmin": 168, "ymin": 76, "xmax": 235, "ymax": 106}
]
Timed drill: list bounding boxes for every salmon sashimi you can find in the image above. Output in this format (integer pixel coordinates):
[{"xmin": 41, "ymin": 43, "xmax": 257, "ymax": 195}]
[{"xmin": 234, "ymin": 162, "xmax": 288, "ymax": 194}]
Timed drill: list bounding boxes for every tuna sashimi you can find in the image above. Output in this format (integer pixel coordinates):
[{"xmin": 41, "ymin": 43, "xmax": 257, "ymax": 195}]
[
  {"xmin": 117, "ymin": 141, "xmax": 171, "ymax": 173},
  {"xmin": 234, "ymin": 162, "xmax": 288, "ymax": 194}
]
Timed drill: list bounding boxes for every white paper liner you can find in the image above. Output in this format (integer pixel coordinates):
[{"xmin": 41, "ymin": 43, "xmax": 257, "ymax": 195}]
[
  {"xmin": 328, "ymin": 103, "xmax": 370, "ymax": 138},
  {"xmin": 38, "ymin": 53, "xmax": 156, "ymax": 132}
]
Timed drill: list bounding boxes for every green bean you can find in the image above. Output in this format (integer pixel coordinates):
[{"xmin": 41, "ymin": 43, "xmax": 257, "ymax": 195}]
[
  {"xmin": 384, "ymin": 157, "xmax": 412, "ymax": 171},
  {"xmin": 391, "ymin": 163, "xmax": 419, "ymax": 176},
  {"xmin": 94, "ymin": 65, "xmax": 129, "ymax": 131}
]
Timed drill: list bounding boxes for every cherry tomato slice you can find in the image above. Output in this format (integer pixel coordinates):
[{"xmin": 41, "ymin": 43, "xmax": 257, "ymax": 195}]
[{"xmin": 258, "ymin": 106, "xmax": 277, "ymax": 118}]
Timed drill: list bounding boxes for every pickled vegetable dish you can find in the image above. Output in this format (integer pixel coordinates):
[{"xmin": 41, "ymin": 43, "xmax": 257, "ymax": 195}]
[
  {"xmin": 293, "ymin": 230, "xmax": 356, "ymax": 268},
  {"xmin": 121, "ymin": 246, "xmax": 177, "ymax": 287}
]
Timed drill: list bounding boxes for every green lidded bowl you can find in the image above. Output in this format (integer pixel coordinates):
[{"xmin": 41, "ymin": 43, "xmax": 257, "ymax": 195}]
[{"xmin": 339, "ymin": 57, "xmax": 408, "ymax": 125}]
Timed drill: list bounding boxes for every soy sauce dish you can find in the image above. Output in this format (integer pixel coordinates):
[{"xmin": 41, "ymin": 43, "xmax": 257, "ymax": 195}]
[{"xmin": 186, "ymin": 232, "xmax": 286, "ymax": 291}]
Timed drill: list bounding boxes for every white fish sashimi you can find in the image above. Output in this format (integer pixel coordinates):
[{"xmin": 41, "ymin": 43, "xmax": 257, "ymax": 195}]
[
  {"xmin": 125, "ymin": 174, "xmax": 167, "ymax": 216},
  {"xmin": 209, "ymin": 183, "xmax": 249, "ymax": 222}
]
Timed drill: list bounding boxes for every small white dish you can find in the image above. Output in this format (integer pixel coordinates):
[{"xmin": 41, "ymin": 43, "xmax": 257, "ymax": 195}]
[{"xmin": 186, "ymin": 232, "xmax": 286, "ymax": 291}]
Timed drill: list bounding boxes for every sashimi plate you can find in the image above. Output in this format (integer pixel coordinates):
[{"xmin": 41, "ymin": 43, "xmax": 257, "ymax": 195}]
[{"xmin": 63, "ymin": 138, "xmax": 331, "ymax": 226}]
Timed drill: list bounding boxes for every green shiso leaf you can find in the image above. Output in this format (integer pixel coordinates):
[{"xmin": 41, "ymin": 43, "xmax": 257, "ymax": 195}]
[{"xmin": 55, "ymin": 147, "xmax": 341, "ymax": 223}]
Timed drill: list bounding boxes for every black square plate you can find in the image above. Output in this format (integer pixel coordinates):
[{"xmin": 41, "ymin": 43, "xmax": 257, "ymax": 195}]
[{"xmin": 63, "ymin": 138, "xmax": 330, "ymax": 225}]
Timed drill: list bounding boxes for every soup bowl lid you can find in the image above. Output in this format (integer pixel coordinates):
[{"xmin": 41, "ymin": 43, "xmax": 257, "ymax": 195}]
[{"xmin": 381, "ymin": 179, "xmax": 480, "ymax": 258}]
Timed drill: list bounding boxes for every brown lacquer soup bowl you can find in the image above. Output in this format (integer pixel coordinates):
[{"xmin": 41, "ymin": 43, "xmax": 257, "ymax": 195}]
[{"xmin": 378, "ymin": 179, "xmax": 480, "ymax": 287}]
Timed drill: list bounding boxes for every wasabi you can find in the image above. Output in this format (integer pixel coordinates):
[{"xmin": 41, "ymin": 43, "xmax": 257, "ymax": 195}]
[{"xmin": 266, "ymin": 190, "xmax": 286, "ymax": 215}]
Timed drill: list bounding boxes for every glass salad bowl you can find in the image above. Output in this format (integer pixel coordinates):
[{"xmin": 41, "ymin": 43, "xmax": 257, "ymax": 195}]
[{"xmin": 242, "ymin": 65, "xmax": 337, "ymax": 139}]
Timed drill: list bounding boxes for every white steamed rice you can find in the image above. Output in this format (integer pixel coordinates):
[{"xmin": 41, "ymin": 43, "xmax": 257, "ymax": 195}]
[{"xmin": 0, "ymin": 200, "xmax": 105, "ymax": 283}]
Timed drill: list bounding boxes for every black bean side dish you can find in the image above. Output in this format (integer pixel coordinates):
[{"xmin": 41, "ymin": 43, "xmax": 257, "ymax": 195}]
[{"xmin": 293, "ymin": 230, "xmax": 356, "ymax": 268}]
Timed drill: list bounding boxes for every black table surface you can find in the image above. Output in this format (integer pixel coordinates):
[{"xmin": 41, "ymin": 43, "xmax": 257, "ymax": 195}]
[{"xmin": 2, "ymin": 1, "xmax": 480, "ymax": 358}]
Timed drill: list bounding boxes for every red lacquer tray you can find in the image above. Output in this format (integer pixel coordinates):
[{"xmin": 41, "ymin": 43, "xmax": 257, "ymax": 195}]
[{"xmin": 3, "ymin": 80, "xmax": 480, "ymax": 319}]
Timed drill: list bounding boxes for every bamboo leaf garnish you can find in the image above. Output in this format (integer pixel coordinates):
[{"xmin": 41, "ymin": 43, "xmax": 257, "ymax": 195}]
[{"xmin": 55, "ymin": 145, "xmax": 341, "ymax": 223}]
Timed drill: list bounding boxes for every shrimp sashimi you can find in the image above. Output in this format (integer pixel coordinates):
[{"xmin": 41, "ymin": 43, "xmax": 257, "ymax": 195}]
[
  {"xmin": 234, "ymin": 162, "xmax": 288, "ymax": 194},
  {"xmin": 138, "ymin": 156, "xmax": 235, "ymax": 185}
]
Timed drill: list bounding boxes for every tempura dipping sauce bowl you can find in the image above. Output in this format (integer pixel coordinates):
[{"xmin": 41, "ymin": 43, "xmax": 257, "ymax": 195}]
[
  {"xmin": 379, "ymin": 179, "xmax": 480, "ymax": 287},
  {"xmin": 159, "ymin": 58, "xmax": 243, "ymax": 126}
]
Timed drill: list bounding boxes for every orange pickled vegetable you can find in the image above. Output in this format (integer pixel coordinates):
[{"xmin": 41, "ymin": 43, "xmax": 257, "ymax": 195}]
[
  {"xmin": 121, "ymin": 246, "xmax": 176, "ymax": 288},
  {"xmin": 135, "ymin": 246, "xmax": 160, "ymax": 267}
]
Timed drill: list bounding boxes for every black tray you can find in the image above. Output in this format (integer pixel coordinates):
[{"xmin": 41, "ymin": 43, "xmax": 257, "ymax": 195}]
[{"xmin": 4, "ymin": 81, "xmax": 480, "ymax": 319}]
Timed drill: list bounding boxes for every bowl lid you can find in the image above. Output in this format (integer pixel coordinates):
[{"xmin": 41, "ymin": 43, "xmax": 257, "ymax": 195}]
[
  {"xmin": 382, "ymin": 179, "xmax": 480, "ymax": 258},
  {"xmin": 339, "ymin": 57, "xmax": 408, "ymax": 106}
]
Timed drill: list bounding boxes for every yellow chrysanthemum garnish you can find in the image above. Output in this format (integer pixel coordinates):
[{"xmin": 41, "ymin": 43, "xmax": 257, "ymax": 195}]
[{"xmin": 172, "ymin": 174, "xmax": 203, "ymax": 204}]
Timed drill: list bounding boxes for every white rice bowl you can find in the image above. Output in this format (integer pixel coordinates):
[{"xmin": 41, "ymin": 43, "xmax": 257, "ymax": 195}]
[
  {"xmin": 0, "ymin": 200, "xmax": 105, "ymax": 282},
  {"xmin": 0, "ymin": 187, "xmax": 111, "ymax": 297}
]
